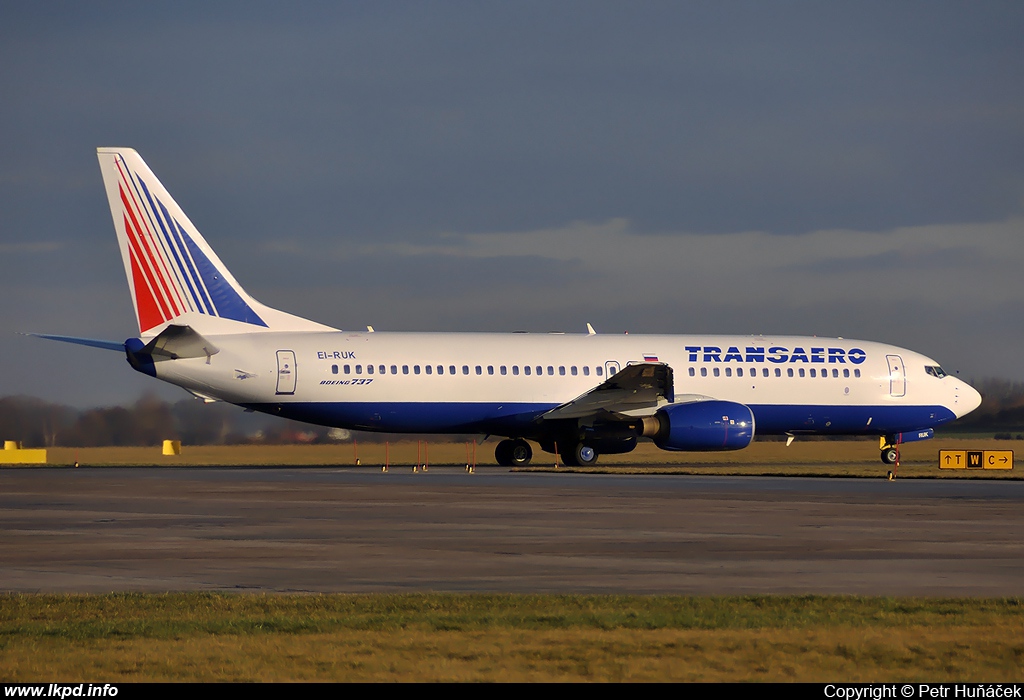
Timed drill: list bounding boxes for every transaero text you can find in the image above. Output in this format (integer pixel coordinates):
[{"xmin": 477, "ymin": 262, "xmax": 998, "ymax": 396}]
[{"xmin": 687, "ymin": 346, "xmax": 867, "ymax": 364}]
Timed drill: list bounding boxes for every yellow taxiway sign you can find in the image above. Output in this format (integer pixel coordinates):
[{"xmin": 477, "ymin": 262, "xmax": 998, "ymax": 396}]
[{"xmin": 939, "ymin": 450, "xmax": 1013, "ymax": 470}]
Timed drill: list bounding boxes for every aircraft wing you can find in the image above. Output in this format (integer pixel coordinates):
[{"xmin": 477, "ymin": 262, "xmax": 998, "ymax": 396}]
[{"xmin": 540, "ymin": 363, "xmax": 674, "ymax": 421}]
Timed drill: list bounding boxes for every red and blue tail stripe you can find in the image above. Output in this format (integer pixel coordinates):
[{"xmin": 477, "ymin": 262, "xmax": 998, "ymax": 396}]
[{"xmin": 112, "ymin": 154, "xmax": 266, "ymax": 333}]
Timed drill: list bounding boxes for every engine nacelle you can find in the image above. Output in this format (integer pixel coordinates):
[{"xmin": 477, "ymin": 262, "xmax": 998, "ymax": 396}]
[{"xmin": 642, "ymin": 400, "xmax": 755, "ymax": 451}]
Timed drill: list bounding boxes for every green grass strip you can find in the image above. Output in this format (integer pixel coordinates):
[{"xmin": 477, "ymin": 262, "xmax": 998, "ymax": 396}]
[{"xmin": 2, "ymin": 593, "xmax": 1022, "ymax": 640}]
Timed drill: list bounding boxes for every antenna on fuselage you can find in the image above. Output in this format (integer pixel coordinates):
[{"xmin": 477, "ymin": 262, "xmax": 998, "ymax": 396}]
[{"xmin": 586, "ymin": 323, "xmax": 596, "ymax": 335}]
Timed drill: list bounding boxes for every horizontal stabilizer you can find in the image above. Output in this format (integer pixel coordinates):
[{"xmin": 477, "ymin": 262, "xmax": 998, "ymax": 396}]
[
  {"xmin": 142, "ymin": 324, "xmax": 219, "ymax": 360},
  {"xmin": 27, "ymin": 333, "xmax": 125, "ymax": 352}
]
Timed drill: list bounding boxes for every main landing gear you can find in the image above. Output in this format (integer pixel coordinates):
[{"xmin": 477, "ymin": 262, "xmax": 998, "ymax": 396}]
[
  {"xmin": 495, "ymin": 439, "xmax": 533, "ymax": 467},
  {"xmin": 494, "ymin": 439, "xmax": 602, "ymax": 467},
  {"xmin": 560, "ymin": 442, "xmax": 599, "ymax": 467},
  {"xmin": 881, "ymin": 447, "xmax": 899, "ymax": 465}
]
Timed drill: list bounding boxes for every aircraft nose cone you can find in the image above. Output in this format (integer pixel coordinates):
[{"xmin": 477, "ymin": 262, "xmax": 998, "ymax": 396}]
[{"xmin": 956, "ymin": 381, "xmax": 982, "ymax": 418}]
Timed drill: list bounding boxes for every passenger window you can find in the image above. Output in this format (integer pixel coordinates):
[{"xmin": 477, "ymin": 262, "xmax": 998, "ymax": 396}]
[
  {"xmin": 356, "ymin": 365, "xmax": 362, "ymax": 374},
  {"xmin": 389, "ymin": 365, "xmax": 396, "ymax": 375},
  {"xmin": 713, "ymin": 368, "xmax": 720, "ymax": 377},
  {"xmin": 414, "ymin": 365, "xmax": 420, "ymax": 375},
  {"xmin": 810, "ymin": 369, "xmax": 816, "ymax": 377},
  {"xmin": 843, "ymin": 369, "xmax": 849, "ymax": 378},
  {"xmin": 689, "ymin": 367, "xmax": 695, "ymax": 377},
  {"xmin": 583, "ymin": 366, "xmax": 590, "ymax": 376},
  {"xmin": 558, "ymin": 366, "xmax": 565, "ymax": 375},
  {"xmin": 450, "ymin": 365, "xmax": 457, "ymax": 375},
  {"xmin": 737, "ymin": 368, "xmax": 743, "ymax": 377},
  {"xmin": 488, "ymin": 366, "xmax": 494, "ymax": 375},
  {"xmin": 832, "ymin": 369, "xmax": 838, "ymax": 378},
  {"xmin": 475, "ymin": 366, "xmax": 481, "ymax": 375},
  {"xmin": 773, "ymin": 368, "xmax": 779, "ymax": 377},
  {"xmin": 547, "ymin": 366, "xmax": 554, "ymax": 376},
  {"xmin": 331, "ymin": 365, "xmax": 338, "ymax": 375},
  {"xmin": 725, "ymin": 368, "xmax": 732, "ymax": 377},
  {"xmin": 787, "ymin": 368, "xmax": 794, "ymax": 377},
  {"xmin": 368, "ymin": 365, "xmax": 376, "ymax": 375},
  {"xmin": 854, "ymin": 369, "xmax": 861, "ymax": 378},
  {"xmin": 379, "ymin": 365, "xmax": 385, "ymax": 374},
  {"xmin": 799, "ymin": 368, "xmax": 805, "ymax": 377},
  {"xmin": 537, "ymin": 366, "xmax": 543, "ymax": 376},
  {"xmin": 403, "ymin": 365, "xmax": 409, "ymax": 375},
  {"xmin": 571, "ymin": 366, "xmax": 578, "ymax": 376},
  {"xmin": 344, "ymin": 364, "xmax": 351, "ymax": 374},
  {"xmin": 500, "ymin": 366, "xmax": 506, "ymax": 375},
  {"xmin": 425, "ymin": 365, "xmax": 432, "ymax": 375},
  {"xmin": 512, "ymin": 366, "xmax": 519, "ymax": 376},
  {"xmin": 524, "ymin": 366, "xmax": 531, "ymax": 376},
  {"xmin": 701, "ymin": 367, "xmax": 707, "ymax": 377},
  {"xmin": 437, "ymin": 365, "xmax": 444, "ymax": 375},
  {"xmin": 763, "ymin": 368, "xmax": 769, "ymax": 377},
  {"xmin": 596, "ymin": 367, "xmax": 603, "ymax": 377}
]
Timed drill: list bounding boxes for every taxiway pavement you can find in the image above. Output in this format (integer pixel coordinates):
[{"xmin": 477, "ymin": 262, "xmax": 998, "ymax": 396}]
[{"xmin": 2, "ymin": 467, "xmax": 1021, "ymax": 595}]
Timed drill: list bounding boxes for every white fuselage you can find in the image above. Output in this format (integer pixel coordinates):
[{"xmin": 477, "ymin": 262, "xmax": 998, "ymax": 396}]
[{"xmin": 149, "ymin": 330, "xmax": 980, "ymax": 437}]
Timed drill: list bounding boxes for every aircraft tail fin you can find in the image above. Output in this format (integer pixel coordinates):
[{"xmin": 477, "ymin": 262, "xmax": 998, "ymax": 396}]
[{"xmin": 96, "ymin": 148, "xmax": 333, "ymax": 337}]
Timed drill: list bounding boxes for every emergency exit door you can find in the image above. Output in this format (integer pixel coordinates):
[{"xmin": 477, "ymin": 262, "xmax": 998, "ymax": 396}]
[
  {"xmin": 886, "ymin": 354, "xmax": 905, "ymax": 398},
  {"xmin": 276, "ymin": 350, "xmax": 296, "ymax": 395}
]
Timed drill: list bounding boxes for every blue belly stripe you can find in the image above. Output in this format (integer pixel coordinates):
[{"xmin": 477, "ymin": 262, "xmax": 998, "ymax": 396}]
[{"xmin": 239, "ymin": 401, "xmax": 957, "ymax": 436}]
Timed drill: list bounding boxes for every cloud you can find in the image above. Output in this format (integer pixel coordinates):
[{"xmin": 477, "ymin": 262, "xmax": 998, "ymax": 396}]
[
  {"xmin": 309, "ymin": 216, "xmax": 1024, "ymax": 314},
  {"xmin": 3, "ymin": 3, "xmax": 1024, "ymax": 405},
  {"xmin": 0, "ymin": 241, "xmax": 62, "ymax": 254}
]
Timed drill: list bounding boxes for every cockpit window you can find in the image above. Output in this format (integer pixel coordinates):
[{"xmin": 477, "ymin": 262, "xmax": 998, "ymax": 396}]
[{"xmin": 925, "ymin": 365, "xmax": 947, "ymax": 378}]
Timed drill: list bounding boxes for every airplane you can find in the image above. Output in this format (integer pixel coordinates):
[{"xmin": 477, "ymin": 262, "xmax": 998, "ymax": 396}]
[{"xmin": 33, "ymin": 147, "xmax": 982, "ymax": 467}]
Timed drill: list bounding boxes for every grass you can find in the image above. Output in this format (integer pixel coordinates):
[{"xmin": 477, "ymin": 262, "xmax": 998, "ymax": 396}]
[
  {"xmin": 12, "ymin": 438, "xmax": 1021, "ymax": 479},
  {"xmin": 1, "ymin": 594, "xmax": 1022, "ymax": 681}
]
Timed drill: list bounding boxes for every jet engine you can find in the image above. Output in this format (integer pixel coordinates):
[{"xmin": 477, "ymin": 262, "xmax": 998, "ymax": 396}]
[{"xmin": 640, "ymin": 400, "xmax": 754, "ymax": 451}]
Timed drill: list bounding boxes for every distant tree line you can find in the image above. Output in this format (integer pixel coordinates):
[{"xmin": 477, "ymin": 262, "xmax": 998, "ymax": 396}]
[
  {"xmin": 0, "ymin": 394, "xmax": 335, "ymax": 447},
  {"xmin": 952, "ymin": 377, "xmax": 1024, "ymax": 437},
  {"xmin": 1, "ymin": 377, "xmax": 1023, "ymax": 447}
]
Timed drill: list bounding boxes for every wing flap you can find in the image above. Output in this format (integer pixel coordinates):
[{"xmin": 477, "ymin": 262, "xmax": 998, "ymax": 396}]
[{"xmin": 541, "ymin": 363, "xmax": 674, "ymax": 420}]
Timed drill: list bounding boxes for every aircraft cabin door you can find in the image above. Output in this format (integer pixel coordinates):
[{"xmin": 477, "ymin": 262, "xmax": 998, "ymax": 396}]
[
  {"xmin": 886, "ymin": 354, "xmax": 906, "ymax": 398},
  {"xmin": 604, "ymin": 360, "xmax": 621, "ymax": 378},
  {"xmin": 276, "ymin": 350, "xmax": 297, "ymax": 395}
]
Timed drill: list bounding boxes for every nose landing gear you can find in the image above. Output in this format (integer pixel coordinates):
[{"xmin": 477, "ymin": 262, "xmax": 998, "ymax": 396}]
[{"xmin": 880, "ymin": 436, "xmax": 901, "ymax": 479}]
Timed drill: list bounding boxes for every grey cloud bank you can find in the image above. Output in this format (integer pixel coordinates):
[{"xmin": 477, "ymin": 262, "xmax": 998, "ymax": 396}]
[{"xmin": 1, "ymin": 2, "xmax": 1022, "ymax": 406}]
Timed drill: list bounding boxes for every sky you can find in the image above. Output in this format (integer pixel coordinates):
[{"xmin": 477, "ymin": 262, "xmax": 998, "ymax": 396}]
[{"xmin": 2, "ymin": 1, "xmax": 1023, "ymax": 407}]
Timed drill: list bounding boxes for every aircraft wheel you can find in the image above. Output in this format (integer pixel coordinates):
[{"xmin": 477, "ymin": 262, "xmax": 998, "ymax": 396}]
[
  {"xmin": 880, "ymin": 448, "xmax": 898, "ymax": 465},
  {"xmin": 495, "ymin": 439, "xmax": 515, "ymax": 467},
  {"xmin": 559, "ymin": 445, "xmax": 579, "ymax": 467},
  {"xmin": 510, "ymin": 439, "xmax": 533, "ymax": 466},
  {"xmin": 574, "ymin": 443, "xmax": 599, "ymax": 467}
]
